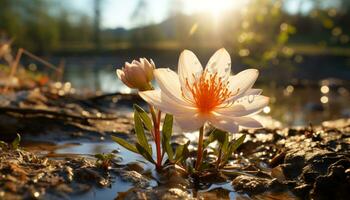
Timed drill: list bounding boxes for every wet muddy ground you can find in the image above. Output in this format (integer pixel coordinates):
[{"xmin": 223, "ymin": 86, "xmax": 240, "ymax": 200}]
[{"xmin": 0, "ymin": 85, "xmax": 349, "ymax": 200}]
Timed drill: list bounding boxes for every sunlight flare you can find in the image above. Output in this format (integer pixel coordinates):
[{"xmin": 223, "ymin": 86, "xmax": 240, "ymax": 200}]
[{"xmin": 183, "ymin": 0, "xmax": 249, "ymax": 22}]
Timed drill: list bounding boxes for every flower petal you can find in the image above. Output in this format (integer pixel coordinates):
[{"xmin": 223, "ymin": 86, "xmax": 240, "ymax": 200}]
[
  {"xmin": 139, "ymin": 90, "xmax": 196, "ymax": 116},
  {"xmin": 217, "ymin": 95, "xmax": 269, "ymax": 117},
  {"xmin": 232, "ymin": 117, "xmax": 263, "ymax": 128},
  {"xmin": 154, "ymin": 68, "xmax": 192, "ymax": 107},
  {"xmin": 174, "ymin": 114, "xmax": 205, "ymax": 132},
  {"xmin": 205, "ymin": 48, "xmax": 231, "ymax": 80},
  {"xmin": 245, "ymin": 88, "xmax": 262, "ymax": 96},
  {"xmin": 208, "ymin": 113, "xmax": 239, "ymax": 133},
  {"xmin": 178, "ymin": 49, "xmax": 203, "ymax": 88},
  {"xmin": 116, "ymin": 69, "xmax": 133, "ymax": 88},
  {"xmin": 227, "ymin": 69, "xmax": 259, "ymax": 101}
]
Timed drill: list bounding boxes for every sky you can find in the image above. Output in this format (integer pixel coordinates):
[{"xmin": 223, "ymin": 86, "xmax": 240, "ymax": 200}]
[{"xmin": 67, "ymin": 0, "xmax": 170, "ymax": 29}]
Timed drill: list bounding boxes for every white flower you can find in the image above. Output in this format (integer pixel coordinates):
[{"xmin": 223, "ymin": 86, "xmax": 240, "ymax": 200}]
[
  {"xmin": 139, "ymin": 48, "xmax": 269, "ymax": 133},
  {"xmin": 116, "ymin": 58, "xmax": 155, "ymax": 91}
]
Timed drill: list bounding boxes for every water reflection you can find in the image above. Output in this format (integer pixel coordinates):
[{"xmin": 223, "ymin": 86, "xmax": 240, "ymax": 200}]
[
  {"xmin": 263, "ymin": 81, "xmax": 350, "ymax": 126},
  {"xmin": 55, "ymin": 142, "xmax": 146, "ymax": 166}
]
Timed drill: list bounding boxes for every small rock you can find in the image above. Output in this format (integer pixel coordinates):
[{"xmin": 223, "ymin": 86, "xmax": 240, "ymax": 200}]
[
  {"xmin": 117, "ymin": 170, "xmax": 150, "ymax": 188},
  {"xmin": 232, "ymin": 175, "xmax": 270, "ymax": 195},
  {"xmin": 75, "ymin": 168, "xmax": 110, "ymax": 187},
  {"xmin": 310, "ymin": 159, "xmax": 350, "ymax": 200},
  {"xmin": 125, "ymin": 162, "xmax": 144, "ymax": 173}
]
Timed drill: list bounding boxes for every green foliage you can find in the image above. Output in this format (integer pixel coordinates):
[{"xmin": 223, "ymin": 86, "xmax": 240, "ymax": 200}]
[
  {"xmin": 0, "ymin": 0, "xmax": 93, "ymax": 52},
  {"xmin": 0, "ymin": 0, "xmax": 347, "ymax": 55},
  {"xmin": 174, "ymin": 141, "xmax": 190, "ymax": 164},
  {"xmin": 0, "ymin": 141, "xmax": 7, "ymax": 149},
  {"xmin": 203, "ymin": 129, "xmax": 226, "ymax": 148},
  {"xmin": 94, "ymin": 153, "xmax": 115, "ymax": 161},
  {"xmin": 94, "ymin": 153, "xmax": 116, "ymax": 170},
  {"xmin": 234, "ymin": 0, "xmax": 297, "ymax": 70},
  {"xmin": 202, "ymin": 129, "xmax": 246, "ymax": 169},
  {"xmin": 0, "ymin": 133, "xmax": 22, "ymax": 150},
  {"xmin": 133, "ymin": 104, "xmax": 153, "ymax": 131},
  {"xmin": 112, "ymin": 104, "xmax": 245, "ymax": 172},
  {"xmin": 162, "ymin": 114, "xmax": 174, "ymax": 161},
  {"xmin": 221, "ymin": 134, "xmax": 246, "ymax": 165},
  {"xmin": 11, "ymin": 133, "xmax": 21, "ymax": 149},
  {"xmin": 112, "ymin": 104, "xmax": 155, "ymax": 165},
  {"xmin": 111, "ymin": 136, "xmax": 138, "ymax": 154},
  {"xmin": 135, "ymin": 143, "xmax": 156, "ymax": 164},
  {"xmin": 134, "ymin": 106, "xmax": 152, "ymax": 155}
]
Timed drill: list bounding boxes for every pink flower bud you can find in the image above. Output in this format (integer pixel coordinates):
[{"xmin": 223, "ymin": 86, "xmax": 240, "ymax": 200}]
[{"xmin": 116, "ymin": 58, "xmax": 155, "ymax": 90}]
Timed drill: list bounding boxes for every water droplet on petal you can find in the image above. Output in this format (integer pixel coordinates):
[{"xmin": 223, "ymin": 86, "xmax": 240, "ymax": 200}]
[{"xmin": 248, "ymin": 95, "xmax": 255, "ymax": 103}]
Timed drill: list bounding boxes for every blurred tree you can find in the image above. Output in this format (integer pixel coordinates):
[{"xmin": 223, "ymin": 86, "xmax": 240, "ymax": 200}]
[
  {"xmin": 0, "ymin": 0, "xmax": 93, "ymax": 53},
  {"xmin": 227, "ymin": 0, "xmax": 296, "ymax": 69},
  {"xmin": 94, "ymin": 0, "xmax": 102, "ymax": 51},
  {"xmin": 129, "ymin": 0, "xmax": 165, "ymax": 46},
  {"xmin": 130, "ymin": 0, "xmax": 150, "ymax": 27}
]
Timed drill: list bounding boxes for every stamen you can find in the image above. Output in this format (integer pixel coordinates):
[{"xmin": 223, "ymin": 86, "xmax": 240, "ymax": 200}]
[{"xmin": 182, "ymin": 70, "xmax": 238, "ymax": 114}]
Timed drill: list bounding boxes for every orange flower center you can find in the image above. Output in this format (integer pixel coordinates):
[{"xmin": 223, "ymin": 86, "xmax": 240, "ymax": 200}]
[{"xmin": 183, "ymin": 70, "xmax": 238, "ymax": 114}]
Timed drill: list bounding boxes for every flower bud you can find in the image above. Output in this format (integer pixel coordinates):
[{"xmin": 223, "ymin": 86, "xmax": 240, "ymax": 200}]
[
  {"xmin": 116, "ymin": 58, "xmax": 155, "ymax": 91},
  {"xmin": 139, "ymin": 58, "xmax": 155, "ymax": 82}
]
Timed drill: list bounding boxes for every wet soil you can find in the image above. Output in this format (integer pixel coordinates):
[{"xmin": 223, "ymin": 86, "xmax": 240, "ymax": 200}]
[{"xmin": 0, "ymin": 87, "xmax": 349, "ymax": 200}]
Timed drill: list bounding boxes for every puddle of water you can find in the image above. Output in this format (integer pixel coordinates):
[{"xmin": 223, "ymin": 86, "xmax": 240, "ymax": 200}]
[
  {"xmin": 22, "ymin": 141, "xmax": 153, "ymax": 199},
  {"xmin": 22, "ymin": 140, "xmax": 299, "ymax": 200},
  {"xmin": 71, "ymin": 176, "xmax": 134, "ymax": 200},
  {"xmin": 54, "ymin": 142, "xmax": 145, "ymax": 165}
]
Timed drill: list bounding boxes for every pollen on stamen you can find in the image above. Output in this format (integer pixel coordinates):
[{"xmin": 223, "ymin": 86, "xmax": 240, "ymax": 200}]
[{"xmin": 183, "ymin": 71, "xmax": 236, "ymax": 113}]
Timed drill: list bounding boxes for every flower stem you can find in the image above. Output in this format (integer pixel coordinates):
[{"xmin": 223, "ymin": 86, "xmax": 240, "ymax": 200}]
[
  {"xmin": 216, "ymin": 148, "xmax": 222, "ymax": 169},
  {"xmin": 149, "ymin": 105, "xmax": 162, "ymax": 170},
  {"xmin": 195, "ymin": 126, "xmax": 205, "ymax": 171}
]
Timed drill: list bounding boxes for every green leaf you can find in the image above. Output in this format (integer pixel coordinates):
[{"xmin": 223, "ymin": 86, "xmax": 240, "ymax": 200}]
[
  {"xmin": 133, "ymin": 104, "xmax": 153, "ymax": 131},
  {"xmin": 0, "ymin": 141, "xmax": 7, "ymax": 149},
  {"xmin": 174, "ymin": 141, "xmax": 190, "ymax": 163},
  {"xmin": 111, "ymin": 136, "xmax": 138, "ymax": 154},
  {"xmin": 162, "ymin": 114, "xmax": 174, "ymax": 161},
  {"xmin": 11, "ymin": 133, "xmax": 21, "ymax": 149},
  {"xmin": 135, "ymin": 143, "xmax": 155, "ymax": 164},
  {"xmin": 94, "ymin": 153, "xmax": 104, "ymax": 160},
  {"xmin": 199, "ymin": 162, "xmax": 211, "ymax": 171},
  {"xmin": 222, "ymin": 134, "xmax": 246, "ymax": 165},
  {"xmin": 203, "ymin": 129, "xmax": 216, "ymax": 148},
  {"xmin": 162, "ymin": 114, "xmax": 173, "ymax": 139},
  {"xmin": 230, "ymin": 134, "xmax": 246, "ymax": 152},
  {"xmin": 95, "ymin": 153, "xmax": 115, "ymax": 161},
  {"xmin": 221, "ymin": 133, "xmax": 229, "ymax": 153},
  {"xmin": 203, "ymin": 129, "xmax": 228, "ymax": 150},
  {"xmin": 212, "ymin": 129, "xmax": 227, "ymax": 145},
  {"xmin": 187, "ymin": 164, "xmax": 194, "ymax": 174},
  {"xmin": 134, "ymin": 109, "xmax": 152, "ymax": 155}
]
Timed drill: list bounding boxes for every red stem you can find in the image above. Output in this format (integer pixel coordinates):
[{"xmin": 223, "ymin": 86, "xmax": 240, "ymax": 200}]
[
  {"xmin": 154, "ymin": 124, "xmax": 162, "ymax": 170},
  {"xmin": 195, "ymin": 126, "xmax": 204, "ymax": 171},
  {"xmin": 149, "ymin": 105, "xmax": 162, "ymax": 170}
]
